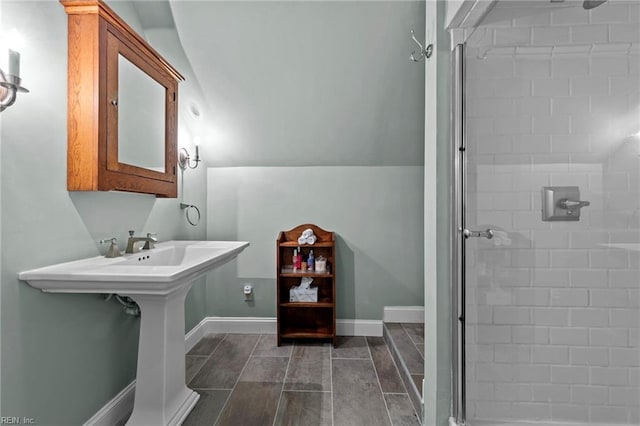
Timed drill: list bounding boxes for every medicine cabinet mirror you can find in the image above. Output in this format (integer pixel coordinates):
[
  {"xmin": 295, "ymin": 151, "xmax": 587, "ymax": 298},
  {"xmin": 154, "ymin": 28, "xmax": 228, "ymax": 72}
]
[
  {"xmin": 117, "ymin": 54, "xmax": 165, "ymax": 171},
  {"xmin": 62, "ymin": 0, "xmax": 184, "ymax": 197}
]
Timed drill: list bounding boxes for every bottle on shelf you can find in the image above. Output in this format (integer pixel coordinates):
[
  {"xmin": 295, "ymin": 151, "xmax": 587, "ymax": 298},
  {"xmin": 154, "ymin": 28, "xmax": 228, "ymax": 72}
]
[
  {"xmin": 307, "ymin": 250, "xmax": 315, "ymax": 271},
  {"xmin": 295, "ymin": 247, "xmax": 302, "ymax": 270},
  {"xmin": 292, "ymin": 249, "xmax": 298, "ymax": 272}
]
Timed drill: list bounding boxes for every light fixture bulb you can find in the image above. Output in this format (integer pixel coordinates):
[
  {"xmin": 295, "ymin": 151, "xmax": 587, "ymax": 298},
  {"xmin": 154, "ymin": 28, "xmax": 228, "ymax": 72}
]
[{"xmin": 4, "ymin": 29, "xmax": 25, "ymax": 51}]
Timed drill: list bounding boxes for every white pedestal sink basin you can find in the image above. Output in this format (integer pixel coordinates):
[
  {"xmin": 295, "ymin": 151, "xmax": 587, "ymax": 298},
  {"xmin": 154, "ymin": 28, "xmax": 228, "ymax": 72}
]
[{"xmin": 19, "ymin": 240, "xmax": 249, "ymax": 426}]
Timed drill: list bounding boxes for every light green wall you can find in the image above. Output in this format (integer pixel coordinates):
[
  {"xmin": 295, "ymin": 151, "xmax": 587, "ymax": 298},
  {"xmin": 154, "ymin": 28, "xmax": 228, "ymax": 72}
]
[
  {"xmin": 0, "ymin": 1, "xmax": 207, "ymax": 424},
  {"xmin": 206, "ymin": 166, "xmax": 424, "ymax": 320},
  {"xmin": 171, "ymin": 1, "xmax": 426, "ymax": 169},
  {"xmin": 1, "ymin": 0, "xmax": 428, "ymax": 423},
  {"xmin": 197, "ymin": 1, "xmax": 426, "ymax": 321}
]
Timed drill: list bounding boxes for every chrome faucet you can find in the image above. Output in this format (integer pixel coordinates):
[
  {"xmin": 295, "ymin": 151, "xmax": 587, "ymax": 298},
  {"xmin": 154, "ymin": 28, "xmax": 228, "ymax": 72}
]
[
  {"xmin": 99, "ymin": 237, "xmax": 122, "ymax": 258},
  {"xmin": 126, "ymin": 230, "xmax": 158, "ymax": 254},
  {"xmin": 557, "ymin": 198, "xmax": 590, "ymax": 215}
]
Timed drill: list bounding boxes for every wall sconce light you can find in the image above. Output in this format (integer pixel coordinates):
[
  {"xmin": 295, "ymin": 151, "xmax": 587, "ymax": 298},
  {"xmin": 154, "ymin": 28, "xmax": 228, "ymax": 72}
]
[
  {"xmin": 1, "ymin": 30, "xmax": 29, "ymax": 112},
  {"xmin": 178, "ymin": 143, "xmax": 201, "ymax": 170}
]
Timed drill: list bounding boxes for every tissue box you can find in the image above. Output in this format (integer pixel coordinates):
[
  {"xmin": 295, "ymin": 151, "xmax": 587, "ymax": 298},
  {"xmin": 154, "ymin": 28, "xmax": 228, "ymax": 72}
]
[{"xmin": 290, "ymin": 287, "xmax": 318, "ymax": 302}]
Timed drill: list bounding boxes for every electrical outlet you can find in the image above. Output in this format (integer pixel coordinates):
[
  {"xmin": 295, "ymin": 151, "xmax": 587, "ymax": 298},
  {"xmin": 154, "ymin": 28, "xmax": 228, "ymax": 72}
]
[{"xmin": 243, "ymin": 284, "xmax": 253, "ymax": 301}]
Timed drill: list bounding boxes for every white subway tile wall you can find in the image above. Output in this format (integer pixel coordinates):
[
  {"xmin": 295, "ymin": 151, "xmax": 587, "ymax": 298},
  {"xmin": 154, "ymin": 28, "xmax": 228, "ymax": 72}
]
[{"xmin": 464, "ymin": 1, "xmax": 640, "ymax": 423}]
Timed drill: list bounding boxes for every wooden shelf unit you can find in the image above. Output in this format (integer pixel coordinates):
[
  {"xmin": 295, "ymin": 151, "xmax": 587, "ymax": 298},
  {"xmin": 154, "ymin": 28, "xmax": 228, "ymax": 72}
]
[{"xmin": 276, "ymin": 224, "xmax": 336, "ymax": 346}]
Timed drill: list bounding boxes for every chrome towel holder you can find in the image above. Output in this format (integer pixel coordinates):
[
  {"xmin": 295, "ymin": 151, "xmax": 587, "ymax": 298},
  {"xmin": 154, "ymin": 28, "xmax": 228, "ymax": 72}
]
[{"xmin": 180, "ymin": 203, "xmax": 201, "ymax": 226}]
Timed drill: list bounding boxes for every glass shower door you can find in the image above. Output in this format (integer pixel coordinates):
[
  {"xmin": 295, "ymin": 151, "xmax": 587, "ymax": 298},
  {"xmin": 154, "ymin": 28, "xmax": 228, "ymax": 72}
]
[{"xmin": 461, "ymin": 1, "xmax": 640, "ymax": 424}]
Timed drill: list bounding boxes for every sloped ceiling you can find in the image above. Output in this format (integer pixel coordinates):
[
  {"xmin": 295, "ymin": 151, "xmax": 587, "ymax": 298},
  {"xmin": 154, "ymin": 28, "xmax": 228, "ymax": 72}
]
[{"xmin": 167, "ymin": 0, "xmax": 426, "ymax": 167}]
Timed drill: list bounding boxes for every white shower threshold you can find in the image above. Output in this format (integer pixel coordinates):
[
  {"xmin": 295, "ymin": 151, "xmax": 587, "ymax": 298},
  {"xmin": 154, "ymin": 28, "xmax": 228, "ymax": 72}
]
[{"xmin": 450, "ymin": 418, "xmax": 628, "ymax": 426}]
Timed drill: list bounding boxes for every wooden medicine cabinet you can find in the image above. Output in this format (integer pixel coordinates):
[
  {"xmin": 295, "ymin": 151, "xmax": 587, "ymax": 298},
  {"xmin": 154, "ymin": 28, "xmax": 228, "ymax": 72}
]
[{"xmin": 62, "ymin": 0, "xmax": 184, "ymax": 197}]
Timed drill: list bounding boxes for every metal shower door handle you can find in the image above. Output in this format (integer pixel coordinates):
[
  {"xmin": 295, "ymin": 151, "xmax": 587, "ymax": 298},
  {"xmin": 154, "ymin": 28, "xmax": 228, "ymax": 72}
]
[{"xmin": 463, "ymin": 228, "xmax": 494, "ymax": 239}]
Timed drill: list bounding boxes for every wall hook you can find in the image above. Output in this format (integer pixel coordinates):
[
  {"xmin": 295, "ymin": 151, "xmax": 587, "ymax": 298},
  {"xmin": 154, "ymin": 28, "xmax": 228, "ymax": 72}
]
[{"xmin": 410, "ymin": 29, "xmax": 432, "ymax": 62}]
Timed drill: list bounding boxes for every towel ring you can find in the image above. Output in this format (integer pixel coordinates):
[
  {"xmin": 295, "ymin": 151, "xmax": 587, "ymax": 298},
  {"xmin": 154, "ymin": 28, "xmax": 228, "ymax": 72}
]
[{"xmin": 180, "ymin": 203, "xmax": 201, "ymax": 226}]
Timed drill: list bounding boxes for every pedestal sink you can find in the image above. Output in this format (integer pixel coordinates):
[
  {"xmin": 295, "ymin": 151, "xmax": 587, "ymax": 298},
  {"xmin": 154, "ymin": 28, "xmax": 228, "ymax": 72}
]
[{"xmin": 19, "ymin": 240, "xmax": 249, "ymax": 426}]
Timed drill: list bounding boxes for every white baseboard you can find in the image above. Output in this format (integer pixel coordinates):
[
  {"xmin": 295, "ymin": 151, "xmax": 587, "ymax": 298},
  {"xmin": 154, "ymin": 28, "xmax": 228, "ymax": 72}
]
[
  {"xmin": 184, "ymin": 317, "xmax": 208, "ymax": 352},
  {"xmin": 383, "ymin": 306, "xmax": 424, "ymax": 323},
  {"xmin": 198, "ymin": 316, "xmax": 382, "ymax": 337},
  {"xmin": 84, "ymin": 381, "xmax": 135, "ymax": 426},
  {"xmin": 337, "ymin": 319, "xmax": 382, "ymax": 337},
  {"xmin": 85, "ymin": 316, "xmax": 382, "ymax": 425},
  {"xmin": 200, "ymin": 316, "xmax": 277, "ymax": 334}
]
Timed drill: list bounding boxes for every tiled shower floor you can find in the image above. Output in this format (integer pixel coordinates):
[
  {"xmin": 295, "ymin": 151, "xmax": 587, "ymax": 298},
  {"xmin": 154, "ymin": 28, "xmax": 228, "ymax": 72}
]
[{"xmin": 122, "ymin": 334, "xmax": 420, "ymax": 426}]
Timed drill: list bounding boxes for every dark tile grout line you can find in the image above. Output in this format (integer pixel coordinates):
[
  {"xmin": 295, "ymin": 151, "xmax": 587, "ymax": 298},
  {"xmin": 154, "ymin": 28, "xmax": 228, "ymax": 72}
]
[
  {"xmin": 398, "ymin": 324, "xmax": 425, "ymax": 373},
  {"xmin": 381, "ymin": 339, "xmax": 417, "ymax": 402},
  {"xmin": 365, "ymin": 336, "xmax": 395, "ymax": 426},
  {"xmin": 190, "ymin": 387, "xmax": 233, "ymax": 391},
  {"xmin": 384, "ymin": 326, "xmax": 421, "ymax": 396},
  {"xmin": 121, "ymin": 334, "xmax": 415, "ymax": 426},
  {"xmin": 187, "ymin": 334, "xmax": 419, "ymax": 426},
  {"xmin": 118, "ymin": 335, "xmax": 230, "ymax": 425},
  {"xmin": 329, "ymin": 341, "xmax": 335, "ymax": 426},
  {"xmin": 383, "ymin": 323, "xmax": 422, "ymax": 421},
  {"xmin": 271, "ymin": 339, "xmax": 294, "ymax": 426},
  {"xmin": 331, "ymin": 356, "xmax": 372, "ymax": 360},
  {"xmin": 401, "ymin": 323, "xmax": 424, "ymax": 360},
  {"xmin": 213, "ymin": 334, "xmax": 262, "ymax": 425},
  {"xmin": 187, "ymin": 333, "xmax": 228, "ymax": 389},
  {"xmin": 376, "ymin": 336, "xmax": 421, "ymax": 422}
]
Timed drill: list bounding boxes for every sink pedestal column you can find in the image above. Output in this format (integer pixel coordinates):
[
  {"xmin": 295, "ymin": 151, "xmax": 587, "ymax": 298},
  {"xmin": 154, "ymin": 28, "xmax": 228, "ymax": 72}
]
[{"xmin": 125, "ymin": 283, "xmax": 199, "ymax": 426}]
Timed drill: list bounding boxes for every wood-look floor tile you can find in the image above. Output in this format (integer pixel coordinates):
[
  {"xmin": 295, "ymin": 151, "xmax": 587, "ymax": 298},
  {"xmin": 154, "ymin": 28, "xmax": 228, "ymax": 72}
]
[
  {"xmin": 215, "ymin": 357, "xmax": 288, "ymax": 425},
  {"xmin": 186, "ymin": 356, "xmax": 207, "ymax": 384},
  {"xmin": 274, "ymin": 391, "xmax": 332, "ymax": 426},
  {"xmin": 331, "ymin": 336, "xmax": 370, "ymax": 359},
  {"xmin": 215, "ymin": 382, "xmax": 281, "ymax": 426},
  {"xmin": 384, "ymin": 394, "xmax": 420, "ymax": 426},
  {"xmin": 293, "ymin": 342, "xmax": 330, "ymax": 358},
  {"xmin": 413, "ymin": 342, "xmax": 424, "ymax": 357},
  {"xmin": 253, "ymin": 334, "xmax": 293, "ymax": 357},
  {"xmin": 284, "ymin": 346, "xmax": 331, "ymax": 391},
  {"xmin": 239, "ymin": 356, "xmax": 289, "ymax": 383},
  {"xmin": 402, "ymin": 324, "xmax": 424, "ymax": 357},
  {"xmin": 188, "ymin": 334, "xmax": 225, "ymax": 356},
  {"xmin": 183, "ymin": 389, "xmax": 230, "ymax": 426},
  {"xmin": 367, "ymin": 336, "xmax": 405, "ymax": 393},
  {"xmin": 411, "ymin": 374, "xmax": 423, "ymax": 395},
  {"xmin": 189, "ymin": 334, "xmax": 259, "ymax": 389},
  {"xmin": 385, "ymin": 323, "xmax": 424, "ymax": 374},
  {"xmin": 332, "ymin": 358, "xmax": 391, "ymax": 426},
  {"xmin": 402, "ymin": 324, "xmax": 424, "ymax": 345}
]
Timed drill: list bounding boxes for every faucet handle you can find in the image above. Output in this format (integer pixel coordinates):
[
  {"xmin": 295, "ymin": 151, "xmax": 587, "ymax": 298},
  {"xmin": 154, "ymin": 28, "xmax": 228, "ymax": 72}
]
[
  {"xmin": 143, "ymin": 232, "xmax": 157, "ymax": 250},
  {"xmin": 99, "ymin": 237, "xmax": 122, "ymax": 258},
  {"xmin": 128, "ymin": 230, "xmax": 135, "ymax": 237}
]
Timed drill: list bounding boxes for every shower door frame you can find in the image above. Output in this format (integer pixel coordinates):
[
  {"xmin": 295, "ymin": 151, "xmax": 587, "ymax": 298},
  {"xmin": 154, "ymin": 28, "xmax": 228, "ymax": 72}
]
[{"xmin": 451, "ymin": 42, "xmax": 466, "ymax": 426}]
